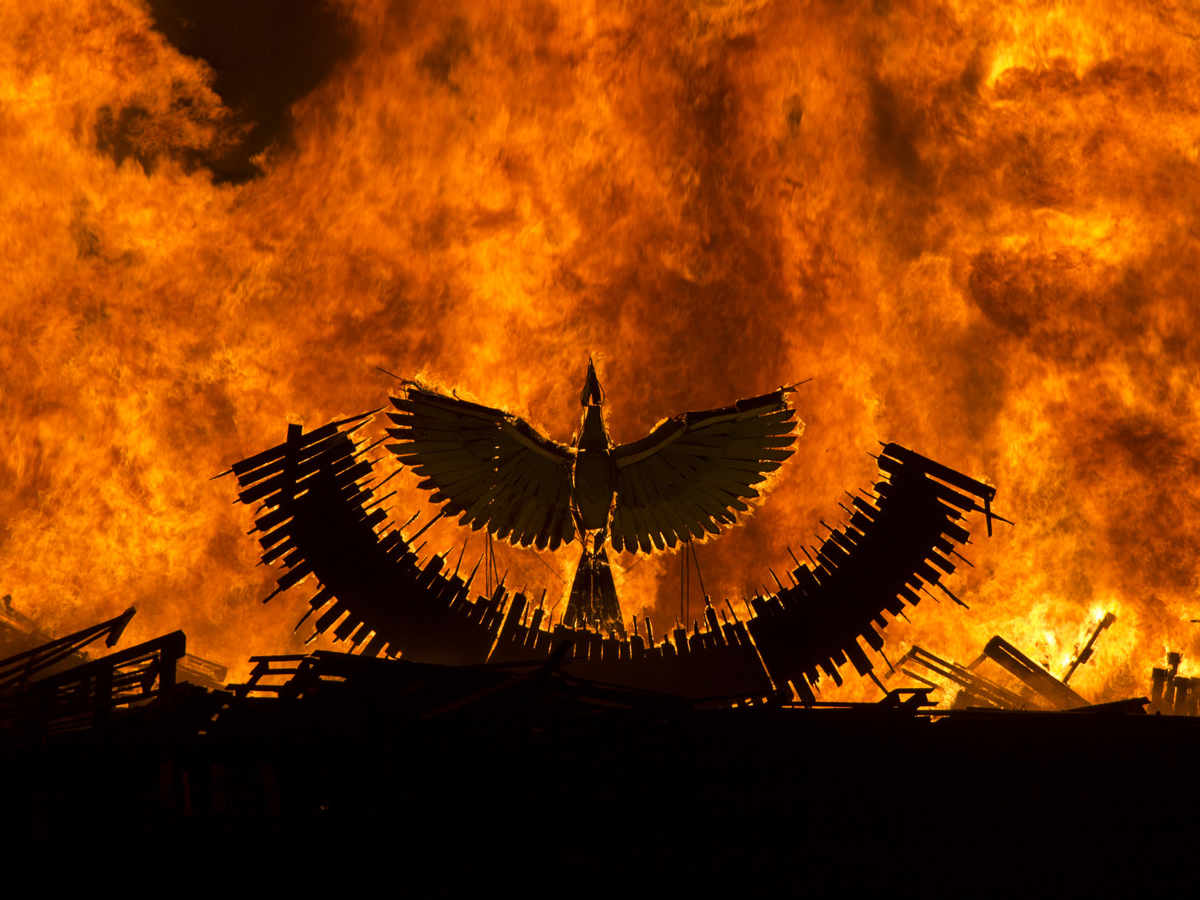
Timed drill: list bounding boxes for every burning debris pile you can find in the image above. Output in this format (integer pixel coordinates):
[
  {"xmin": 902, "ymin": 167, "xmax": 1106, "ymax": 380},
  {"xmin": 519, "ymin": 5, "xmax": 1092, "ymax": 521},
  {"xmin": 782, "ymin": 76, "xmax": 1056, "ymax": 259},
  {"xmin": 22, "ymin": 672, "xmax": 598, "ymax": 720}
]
[
  {"xmin": 1150, "ymin": 651, "xmax": 1200, "ymax": 717},
  {"xmin": 893, "ymin": 614, "xmax": 1200, "ymax": 718},
  {"xmin": 898, "ymin": 611, "xmax": 1119, "ymax": 711}
]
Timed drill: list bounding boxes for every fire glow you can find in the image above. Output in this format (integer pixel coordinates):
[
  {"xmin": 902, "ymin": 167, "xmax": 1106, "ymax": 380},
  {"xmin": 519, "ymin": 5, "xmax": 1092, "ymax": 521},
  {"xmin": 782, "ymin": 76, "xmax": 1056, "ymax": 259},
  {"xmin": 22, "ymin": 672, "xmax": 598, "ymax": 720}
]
[{"xmin": 3, "ymin": 0, "xmax": 1199, "ymax": 700}]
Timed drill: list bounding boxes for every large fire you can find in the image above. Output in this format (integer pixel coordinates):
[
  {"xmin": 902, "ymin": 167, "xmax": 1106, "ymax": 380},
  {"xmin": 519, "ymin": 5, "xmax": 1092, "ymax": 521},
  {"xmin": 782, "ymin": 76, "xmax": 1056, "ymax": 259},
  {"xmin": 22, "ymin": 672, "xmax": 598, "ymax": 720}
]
[{"xmin": 3, "ymin": 0, "xmax": 1198, "ymax": 701}]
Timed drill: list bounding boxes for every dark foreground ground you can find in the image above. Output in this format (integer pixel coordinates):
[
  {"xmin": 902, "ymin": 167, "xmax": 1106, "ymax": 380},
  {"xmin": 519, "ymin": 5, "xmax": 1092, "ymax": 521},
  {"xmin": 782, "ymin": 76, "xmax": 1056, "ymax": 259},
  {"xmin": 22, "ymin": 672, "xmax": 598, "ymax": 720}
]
[{"xmin": 4, "ymin": 653, "xmax": 1197, "ymax": 892}]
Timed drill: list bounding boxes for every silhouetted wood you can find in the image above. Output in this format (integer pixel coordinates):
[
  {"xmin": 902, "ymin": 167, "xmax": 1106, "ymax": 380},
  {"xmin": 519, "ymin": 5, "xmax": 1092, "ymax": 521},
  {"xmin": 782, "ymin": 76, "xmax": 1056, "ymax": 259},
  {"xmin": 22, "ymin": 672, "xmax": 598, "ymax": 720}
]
[
  {"xmin": 227, "ymin": 397, "xmax": 999, "ymax": 702},
  {"xmin": 745, "ymin": 444, "xmax": 998, "ymax": 701},
  {"xmin": 0, "ymin": 629, "xmax": 190, "ymax": 737},
  {"xmin": 4, "ymin": 631, "xmax": 1187, "ymax": 892},
  {"xmin": 0, "ymin": 607, "xmax": 135, "ymax": 692},
  {"xmin": 227, "ymin": 418, "xmax": 500, "ymax": 666},
  {"xmin": 1149, "ymin": 650, "xmax": 1191, "ymax": 716},
  {"xmin": 897, "ymin": 645, "xmax": 1027, "ymax": 709},
  {"xmin": 563, "ymin": 545, "xmax": 624, "ymax": 636},
  {"xmin": 982, "ymin": 636, "xmax": 1090, "ymax": 710},
  {"xmin": 1062, "ymin": 611, "xmax": 1117, "ymax": 684},
  {"xmin": 1172, "ymin": 676, "xmax": 1195, "ymax": 716}
]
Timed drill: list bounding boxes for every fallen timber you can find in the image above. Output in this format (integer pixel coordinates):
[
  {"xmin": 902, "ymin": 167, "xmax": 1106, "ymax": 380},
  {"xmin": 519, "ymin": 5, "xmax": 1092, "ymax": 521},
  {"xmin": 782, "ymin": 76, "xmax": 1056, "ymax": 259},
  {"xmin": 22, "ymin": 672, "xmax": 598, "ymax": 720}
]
[
  {"xmin": 226, "ymin": 415, "xmax": 1000, "ymax": 702},
  {"xmin": 900, "ymin": 612, "xmax": 1136, "ymax": 713}
]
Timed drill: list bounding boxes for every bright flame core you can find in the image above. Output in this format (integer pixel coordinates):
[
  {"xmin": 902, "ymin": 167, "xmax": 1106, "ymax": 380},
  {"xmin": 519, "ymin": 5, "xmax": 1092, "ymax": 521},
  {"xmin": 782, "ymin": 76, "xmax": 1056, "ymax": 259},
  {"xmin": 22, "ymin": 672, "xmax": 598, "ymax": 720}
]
[{"xmin": 4, "ymin": 0, "xmax": 1200, "ymax": 697}]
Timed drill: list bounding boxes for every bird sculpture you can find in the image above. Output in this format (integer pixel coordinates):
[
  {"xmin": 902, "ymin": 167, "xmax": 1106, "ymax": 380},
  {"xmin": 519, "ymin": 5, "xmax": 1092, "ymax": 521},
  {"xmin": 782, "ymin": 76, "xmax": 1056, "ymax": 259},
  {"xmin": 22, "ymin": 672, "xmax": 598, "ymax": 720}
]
[{"xmin": 385, "ymin": 361, "xmax": 800, "ymax": 634}]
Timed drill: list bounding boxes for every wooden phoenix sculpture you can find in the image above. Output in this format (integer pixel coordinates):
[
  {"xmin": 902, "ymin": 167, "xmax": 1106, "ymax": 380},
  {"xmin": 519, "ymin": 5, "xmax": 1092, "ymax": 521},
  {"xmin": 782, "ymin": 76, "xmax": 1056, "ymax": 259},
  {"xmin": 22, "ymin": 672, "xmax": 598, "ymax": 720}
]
[{"xmin": 386, "ymin": 361, "xmax": 800, "ymax": 635}]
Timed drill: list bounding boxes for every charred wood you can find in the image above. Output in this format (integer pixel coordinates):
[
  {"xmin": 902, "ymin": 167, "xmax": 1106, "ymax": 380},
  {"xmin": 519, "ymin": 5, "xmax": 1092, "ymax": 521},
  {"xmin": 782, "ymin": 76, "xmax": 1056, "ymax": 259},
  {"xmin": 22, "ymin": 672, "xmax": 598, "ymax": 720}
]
[{"xmin": 982, "ymin": 636, "xmax": 1090, "ymax": 710}]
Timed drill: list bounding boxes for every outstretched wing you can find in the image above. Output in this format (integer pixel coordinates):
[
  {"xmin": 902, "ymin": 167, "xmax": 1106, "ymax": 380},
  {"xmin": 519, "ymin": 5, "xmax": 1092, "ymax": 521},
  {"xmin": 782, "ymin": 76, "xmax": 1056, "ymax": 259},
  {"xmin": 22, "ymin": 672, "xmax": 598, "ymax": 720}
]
[
  {"xmin": 609, "ymin": 389, "xmax": 798, "ymax": 553},
  {"xmin": 386, "ymin": 384, "xmax": 577, "ymax": 551}
]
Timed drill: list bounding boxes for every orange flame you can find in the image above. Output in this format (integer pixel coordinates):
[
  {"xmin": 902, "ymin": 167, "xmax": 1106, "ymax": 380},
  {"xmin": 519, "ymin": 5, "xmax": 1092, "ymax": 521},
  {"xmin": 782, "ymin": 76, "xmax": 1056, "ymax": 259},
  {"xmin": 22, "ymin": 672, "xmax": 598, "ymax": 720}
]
[{"xmin": 4, "ymin": 0, "xmax": 1200, "ymax": 696}]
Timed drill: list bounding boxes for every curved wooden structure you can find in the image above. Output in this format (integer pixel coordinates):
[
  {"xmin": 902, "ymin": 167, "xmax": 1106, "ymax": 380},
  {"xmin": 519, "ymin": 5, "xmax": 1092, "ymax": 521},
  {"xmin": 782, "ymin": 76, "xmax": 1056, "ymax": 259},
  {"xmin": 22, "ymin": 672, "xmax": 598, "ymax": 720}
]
[{"xmin": 228, "ymin": 412, "xmax": 997, "ymax": 701}]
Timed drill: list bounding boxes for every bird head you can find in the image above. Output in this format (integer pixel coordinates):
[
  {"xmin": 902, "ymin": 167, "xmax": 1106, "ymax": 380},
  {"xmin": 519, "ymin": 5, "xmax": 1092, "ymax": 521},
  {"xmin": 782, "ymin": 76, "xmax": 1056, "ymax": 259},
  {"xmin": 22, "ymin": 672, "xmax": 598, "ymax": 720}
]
[
  {"xmin": 576, "ymin": 358, "xmax": 609, "ymax": 450},
  {"xmin": 579, "ymin": 357, "xmax": 604, "ymax": 408}
]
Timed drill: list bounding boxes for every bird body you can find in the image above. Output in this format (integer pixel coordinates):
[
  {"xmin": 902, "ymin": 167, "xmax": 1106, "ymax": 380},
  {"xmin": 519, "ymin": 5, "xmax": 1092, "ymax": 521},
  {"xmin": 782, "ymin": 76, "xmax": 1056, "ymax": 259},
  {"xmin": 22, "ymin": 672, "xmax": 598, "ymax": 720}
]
[
  {"xmin": 573, "ymin": 448, "xmax": 616, "ymax": 531},
  {"xmin": 572, "ymin": 359, "xmax": 616, "ymax": 532}
]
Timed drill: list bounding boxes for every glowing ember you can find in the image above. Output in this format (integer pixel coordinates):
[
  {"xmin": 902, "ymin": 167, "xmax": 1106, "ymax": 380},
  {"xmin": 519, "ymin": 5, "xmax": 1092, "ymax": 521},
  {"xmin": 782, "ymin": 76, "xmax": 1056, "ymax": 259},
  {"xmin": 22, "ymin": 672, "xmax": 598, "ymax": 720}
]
[{"xmin": 3, "ymin": 0, "xmax": 1199, "ymax": 696}]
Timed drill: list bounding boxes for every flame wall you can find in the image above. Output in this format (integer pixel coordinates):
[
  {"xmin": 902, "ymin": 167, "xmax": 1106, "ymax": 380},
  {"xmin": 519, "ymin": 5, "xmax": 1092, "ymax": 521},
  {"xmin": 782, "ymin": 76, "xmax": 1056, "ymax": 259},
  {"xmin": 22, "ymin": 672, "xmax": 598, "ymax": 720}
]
[{"xmin": 3, "ymin": 0, "xmax": 1199, "ymax": 697}]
